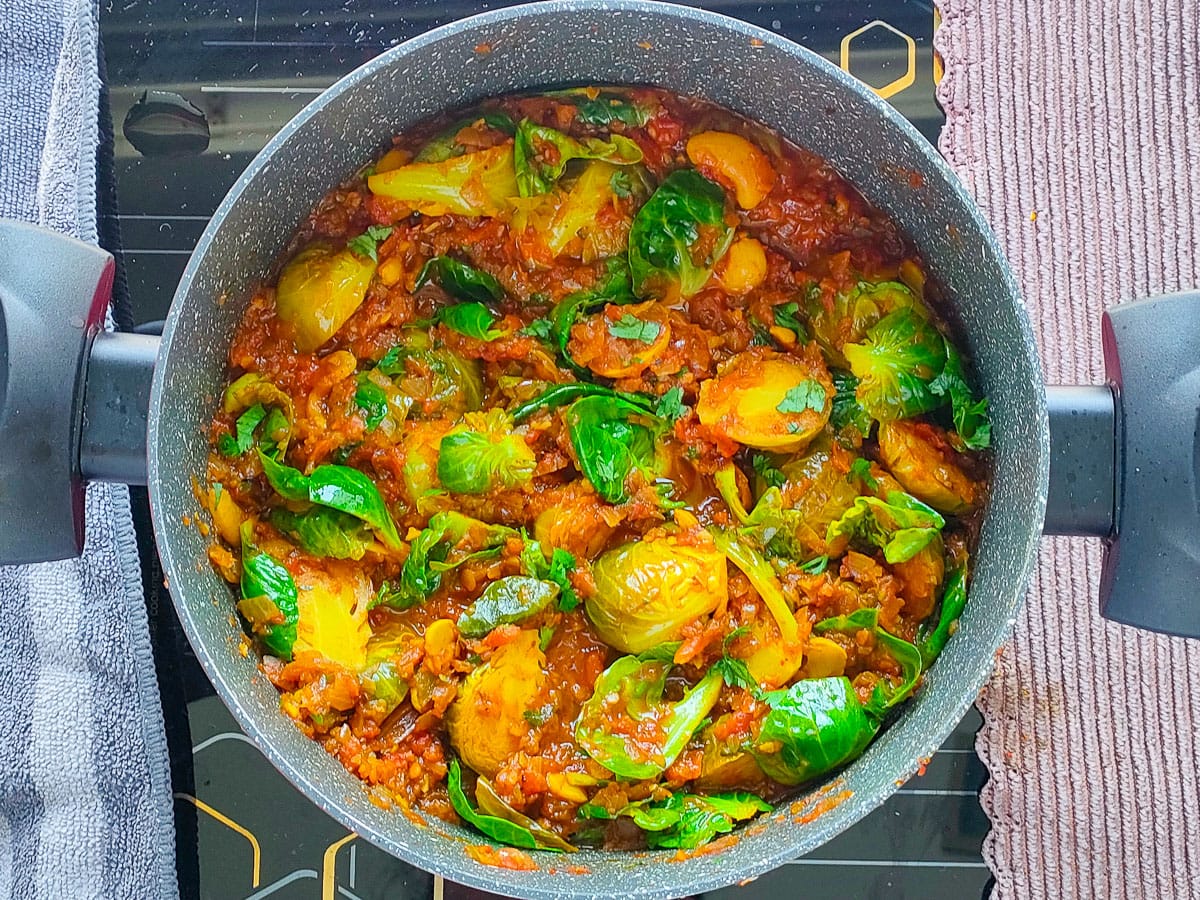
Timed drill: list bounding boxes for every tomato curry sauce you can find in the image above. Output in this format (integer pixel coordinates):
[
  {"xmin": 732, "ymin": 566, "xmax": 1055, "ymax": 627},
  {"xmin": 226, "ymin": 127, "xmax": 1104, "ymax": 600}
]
[{"xmin": 204, "ymin": 87, "xmax": 991, "ymax": 852}]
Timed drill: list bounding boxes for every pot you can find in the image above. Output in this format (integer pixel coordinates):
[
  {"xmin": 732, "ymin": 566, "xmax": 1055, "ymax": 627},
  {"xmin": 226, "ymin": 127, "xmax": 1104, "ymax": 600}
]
[{"xmin": 1, "ymin": 2, "xmax": 1197, "ymax": 896}]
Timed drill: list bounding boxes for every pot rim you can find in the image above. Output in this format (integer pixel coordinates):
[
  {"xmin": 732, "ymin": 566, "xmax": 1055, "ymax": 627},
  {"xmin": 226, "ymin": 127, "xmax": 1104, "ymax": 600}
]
[{"xmin": 149, "ymin": 2, "xmax": 1047, "ymax": 897}]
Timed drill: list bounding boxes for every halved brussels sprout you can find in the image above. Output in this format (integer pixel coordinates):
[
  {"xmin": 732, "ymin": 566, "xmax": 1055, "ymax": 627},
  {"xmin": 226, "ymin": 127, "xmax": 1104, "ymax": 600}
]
[
  {"xmin": 533, "ymin": 492, "xmax": 618, "ymax": 560},
  {"xmin": 275, "ymin": 244, "xmax": 376, "ymax": 352},
  {"xmin": 696, "ymin": 346, "xmax": 832, "ymax": 453},
  {"xmin": 567, "ymin": 299, "xmax": 672, "ymax": 379},
  {"xmin": 446, "ymin": 629, "xmax": 545, "ymax": 778},
  {"xmin": 367, "ymin": 143, "xmax": 518, "ymax": 217},
  {"xmin": 629, "ymin": 169, "xmax": 734, "ymax": 301},
  {"xmin": 575, "ymin": 651, "xmax": 723, "ymax": 779},
  {"xmin": 587, "ymin": 535, "xmax": 727, "ymax": 654},
  {"xmin": 401, "ymin": 421, "xmax": 453, "ymax": 514},
  {"xmin": 291, "ymin": 564, "xmax": 373, "ymax": 671},
  {"xmin": 696, "ymin": 715, "xmax": 769, "ymax": 793},
  {"xmin": 877, "ymin": 420, "xmax": 979, "ymax": 514}
]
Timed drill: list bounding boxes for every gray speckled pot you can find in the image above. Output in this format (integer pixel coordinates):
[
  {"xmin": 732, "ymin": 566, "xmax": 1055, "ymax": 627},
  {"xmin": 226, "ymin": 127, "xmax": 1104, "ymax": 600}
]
[{"xmin": 148, "ymin": 3, "xmax": 1048, "ymax": 897}]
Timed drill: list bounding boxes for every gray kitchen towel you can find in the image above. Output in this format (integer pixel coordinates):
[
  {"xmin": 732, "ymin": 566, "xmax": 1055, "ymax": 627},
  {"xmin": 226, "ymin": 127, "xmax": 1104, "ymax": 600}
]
[{"xmin": 0, "ymin": 0, "xmax": 178, "ymax": 897}]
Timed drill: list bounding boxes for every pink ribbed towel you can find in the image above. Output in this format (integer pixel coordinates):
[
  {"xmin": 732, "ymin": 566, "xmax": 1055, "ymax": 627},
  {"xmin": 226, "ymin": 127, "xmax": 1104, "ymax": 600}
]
[{"xmin": 935, "ymin": 2, "xmax": 1200, "ymax": 897}]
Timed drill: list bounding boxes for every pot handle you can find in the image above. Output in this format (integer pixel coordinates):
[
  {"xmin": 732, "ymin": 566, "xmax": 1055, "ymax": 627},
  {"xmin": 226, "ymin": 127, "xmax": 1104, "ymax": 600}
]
[
  {"xmin": 0, "ymin": 219, "xmax": 157, "ymax": 564},
  {"xmin": 1046, "ymin": 290, "xmax": 1200, "ymax": 638}
]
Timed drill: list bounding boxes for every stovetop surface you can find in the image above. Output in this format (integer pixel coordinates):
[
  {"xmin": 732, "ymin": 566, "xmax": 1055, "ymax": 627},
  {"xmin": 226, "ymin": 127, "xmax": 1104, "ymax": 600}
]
[{"xmin": 100, "ymin": 3, "xmax": 991, "ymax": 897}]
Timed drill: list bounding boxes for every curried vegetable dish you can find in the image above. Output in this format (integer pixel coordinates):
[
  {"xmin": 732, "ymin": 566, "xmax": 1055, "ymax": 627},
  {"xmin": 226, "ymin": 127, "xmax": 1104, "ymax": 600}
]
[{"xmin": 205, "ymin": 87, "xmax": 991, "ymax": 855}]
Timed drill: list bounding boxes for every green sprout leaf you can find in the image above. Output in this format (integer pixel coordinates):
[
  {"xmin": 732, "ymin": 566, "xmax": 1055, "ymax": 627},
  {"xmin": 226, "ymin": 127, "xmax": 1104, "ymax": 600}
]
[
  {"xmin": 826, "ymin": 490, "xmax": 945, "ymax": 563},
  {"xmin": 437, "ymin": 302, "xmax": 503, "ymax": 341},
  {"xmin": 815, "ymin": 607, "xmax": 923, "ymax": 716},
  {"xmin": 629, "ymin": 169, "xmax": 734, "ymax": 300},
  {"xmin": 415, "ymin": 255, "xmax": 504, "ymax": 304}
]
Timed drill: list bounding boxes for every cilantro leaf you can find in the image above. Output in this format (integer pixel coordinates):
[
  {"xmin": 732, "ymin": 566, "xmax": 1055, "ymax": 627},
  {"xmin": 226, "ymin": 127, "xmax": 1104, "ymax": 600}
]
[
  {"xmin": 797, "ymin": 555, "xmax": 829, "ymax": 575},
  {"xmin": 520, "ymin": 317, "xmax": 554, "ymax": 341},
  {"xmin": 773, "ymin": 302, "xmax": 808, "ymax": 340},
  {"xmin": 776, "ymin": 379, "xmax": 827, "ymax": 414},
  {"xmin": 751, "ymin": 452, "xmax": 785, "ymax": 489},
  {"xmin": 521, "ymin": 539, "xmax": 580, "ymax": 612},
  {"xmin": 654, "ymin": 386, "xmax": 686, "ymax": 422},
  {"xmin": 346, "ymin": 224, "xmax": 393, "ymax": 262},
  {"xmin": 234, "ymin": 403, "xmax": 267, "ymax": 454},
  {"xmin": 712, "ymin": 655, "xmax": 762, "ymax": 698},
  {"xmin": 848, "ymin": 457, "xmax": 879, "ymax": 490},
  {"xmin": 611, "ymin": 170, "xmax": 634, "ymax": 199},
  {"xmin": 608, "ymin": 313, "xmax": 662, "ymax": 343},
  {"xmin": 523, "ymin": 702, "xmax": 554, "ymax": 726}
]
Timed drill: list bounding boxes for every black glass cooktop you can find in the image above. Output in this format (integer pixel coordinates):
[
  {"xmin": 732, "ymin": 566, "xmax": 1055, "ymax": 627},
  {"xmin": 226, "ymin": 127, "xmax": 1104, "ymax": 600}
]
[{"xmin": 100, "ymin": 3, "xmax": 991, "ymax": 898}]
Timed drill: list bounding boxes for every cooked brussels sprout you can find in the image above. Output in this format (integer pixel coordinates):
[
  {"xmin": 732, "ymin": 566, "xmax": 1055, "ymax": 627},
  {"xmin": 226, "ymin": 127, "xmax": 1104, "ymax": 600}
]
[
  {"xmin": 753, "ymin": 677, "xmax": 878, "ymax": 785},
  {"xmin": 696, "ymin": 727, "xmax": 769, "ymax": 792},
  {"xmin": 238, "ymin": 522, "xmax": 298, "ymax": 660},
  {"xmin": 696, "ymin": 347, "xmax": 832, "ymax": 453},
  {"xmin": 366, "ymin": 143, "xmax": 518, "ymax": 217},
  {"xmin": 446, "ymin": 629, "xmax": 546, "ymax": 777},
  {"xmin": 414, "ymin": 255, "xmax": 504, "ymax": 304},
  {"xmin": 567, "ymin": 299, "xmax": 672, "ymax": 379},
  {"xmin": 584, "ymin": 791, "xmax": 771, "ymax": 849},
  {"xmin": 457, "ymin": 576, "xmax": 558, "ymax": 638},
  {"xmin": 375, "ymin": 333, "xmax": 484, "ymax": 419},
  {"xmin": 629, "ymin": 168, "xmax": 734, "ymax": 300},
  {"xmin": 930, "ymin": 338, "xmax": 991, "ymax": 450},
  {"xmin": 807, "ymin": 281, "xmax": 919, "ymax": 368},
  {"xmin": 474, "ymin": 776, "xmax": 577, "ymax": 852},
  {"xmin": 742, "ymin": 612, "xmax": 805, "ymax": 689},
  {"xmin": 270, "ymin": 507, "xmax": 372, "ymax": 561},
  {"xmin": 709, "ymin": 530, "xmax": 799, "ymax": 644},
  {"xmin": 414, "ymin": 113, "xmax": 516, "ymax": 164},
  {"xmin": 814, "ymin": 608, "xmax": 922, "ymax": 716},
  {"xmin": 275, "ymin": 244, "xmax": 376, "ymax": 352},
  {"xmin": 843, "ymin": 307, "xmax": 946, "ymax": 423},
  {"xmin": 533, "ymin": 493, "xmax": 617, "ymax": 560},
  {"xmin": 575, "ymin": 650, "xmax": 723, "ymax": 778},
  {"xmin": 825, "ymin": 490, "xmax": 945, "ymax": 564},
  {"xmin": 588, "ymin": 535, "xmax": 727, "ymax": 654},
  {"xmin": 401, "ymin": 421, "xmax": 452, "ymax": 514},
  {"xmin": 513, "ymin": 120, "xmax": 642, "ymax": 196},
  {"xmin": 777, "ymin": 438, "xmax": 864, "ymax": 558},
  {"xmin": 565, "ymin": 395, "xmax": 662, "ymax": 504},
  {"xmin": 437, "ymin": 409, "xmax": 536, "ymax": 495},
  {"xmin": 891, "ymin": 534, "xmax": 945, "ymax": 621},
  {"xmin": 877, "ymin": 420, "xmax": 980, "ymax": 514}
]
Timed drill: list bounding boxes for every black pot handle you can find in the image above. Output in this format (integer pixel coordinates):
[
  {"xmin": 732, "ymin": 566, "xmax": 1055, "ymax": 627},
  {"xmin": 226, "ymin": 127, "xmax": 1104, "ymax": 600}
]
[
  {"xmin": 1046, "ymin": 290, "xmax": 1200, "ymax": 638},
  {"xmin": 5, "ymin": 222, "xmax": 1196, "ymax": 638},
  {"xmin": 0, "ymin": 219, "xmax": 156, "ymax": 564}
]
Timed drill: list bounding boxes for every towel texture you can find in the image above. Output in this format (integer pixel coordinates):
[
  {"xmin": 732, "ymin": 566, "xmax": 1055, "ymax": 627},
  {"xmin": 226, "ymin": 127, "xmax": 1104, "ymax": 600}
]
[
  {"xmin": 0, "ymin": 1, "xmax": 177, "ymax": 897},
  {"xmin": 935, "ymin": 2, "xmax": 1200, "ymax": 897}
]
